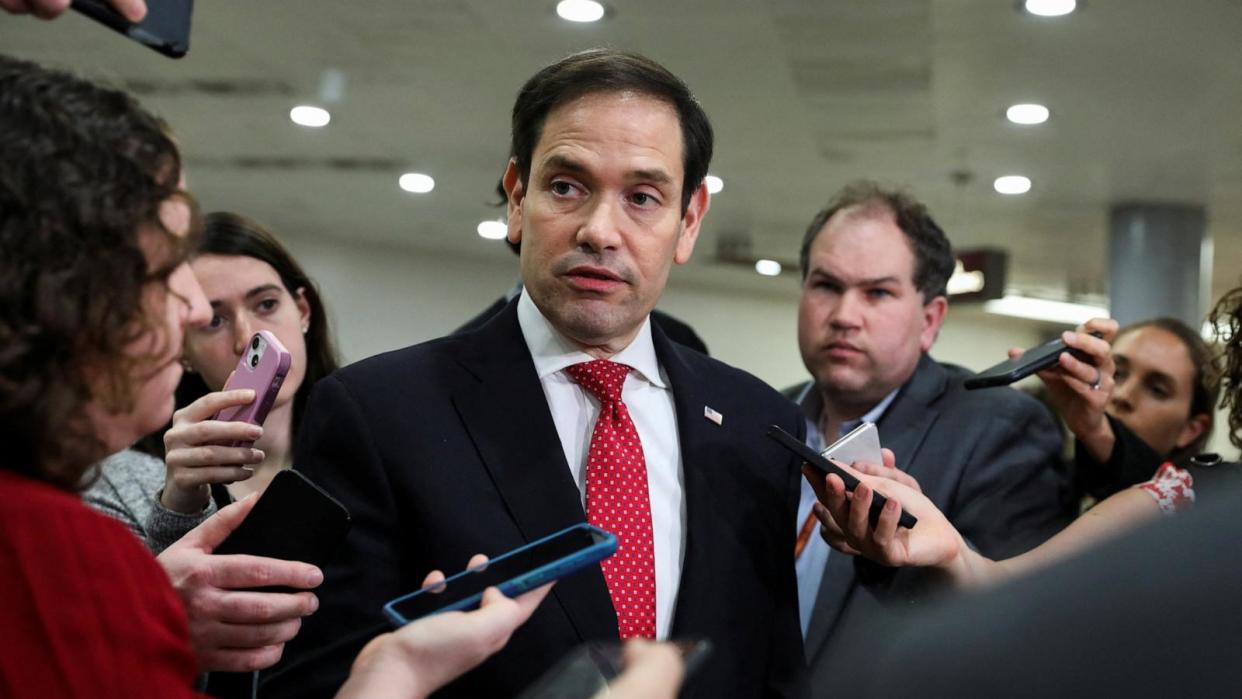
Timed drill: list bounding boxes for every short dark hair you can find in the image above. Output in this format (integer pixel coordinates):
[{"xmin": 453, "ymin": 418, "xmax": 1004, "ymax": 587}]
[
  {"xmin": 799, "ymin": 181, "xmax": 954, "ymax": 303},
  {"xmin": 0, "ymin": 54, "xmax": 187, "ymax": 490},
  {"xmin": 509, "ymin": 48, "xmax": 713, "ymax": 215},
  {"xmin": 1117, "ymin": 317, "xmax": 1219, "ymax": 459},
  {"xmin": 172, "ymin": 212, "xmax": 340, "ymax": 445}
]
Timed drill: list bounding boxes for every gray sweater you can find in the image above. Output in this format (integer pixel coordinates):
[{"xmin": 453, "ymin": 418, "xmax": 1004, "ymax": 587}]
[{"xmin": 82, "ymin": 449, "xmax": 217, "ymax": 554}]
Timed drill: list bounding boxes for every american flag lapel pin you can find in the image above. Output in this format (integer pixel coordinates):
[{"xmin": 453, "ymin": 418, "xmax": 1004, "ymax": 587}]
[{"xmin": 704, "ymin": 406, "xmax": 723, "ymax": 426}]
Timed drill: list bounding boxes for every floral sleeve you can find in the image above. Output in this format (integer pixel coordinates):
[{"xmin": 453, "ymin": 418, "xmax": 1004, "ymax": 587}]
[{"xmin": 1136, "ymin": 462, "xmax": 1195, "ymax": 516}]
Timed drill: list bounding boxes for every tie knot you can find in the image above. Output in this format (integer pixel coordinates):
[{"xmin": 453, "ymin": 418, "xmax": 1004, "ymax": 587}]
[{"xmin": 566, "ymin": 359, "xmax": 631, "ymax": 403}]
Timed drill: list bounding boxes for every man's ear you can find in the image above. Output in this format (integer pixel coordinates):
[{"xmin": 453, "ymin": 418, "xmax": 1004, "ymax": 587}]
[
  {"xmin": 502, "ymin": 159, "xmax": 525, "ymax": 246},
  {"xmin": 673, "ymin": 181, "xmax": 711, "ymax": 265},
  {"xmin": 919, "ymin": 295, "xmax": 948, "ymax": 352}
]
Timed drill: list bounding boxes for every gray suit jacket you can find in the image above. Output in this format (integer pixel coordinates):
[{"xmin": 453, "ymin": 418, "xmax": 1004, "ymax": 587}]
[{"xmin": 796, "ymin": 354, "xmax": 1073, "ymax": 676}]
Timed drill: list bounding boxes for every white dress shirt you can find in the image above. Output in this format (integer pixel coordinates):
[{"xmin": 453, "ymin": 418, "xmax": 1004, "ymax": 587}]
[{"xmin": 517, "ymin": 292, "xmax": 685, "ymax": 639}]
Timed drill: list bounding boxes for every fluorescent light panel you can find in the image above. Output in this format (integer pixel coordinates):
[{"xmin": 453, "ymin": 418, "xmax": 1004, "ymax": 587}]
[{"xmin": 984, "ymin": 295, "xmax": 1108, "ymax": 325}]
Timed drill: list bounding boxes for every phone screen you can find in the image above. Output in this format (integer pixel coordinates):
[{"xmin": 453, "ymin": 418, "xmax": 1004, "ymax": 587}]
[{"xmin": 385, "ymin": 525, "xmax": 614, "ymax": 624}]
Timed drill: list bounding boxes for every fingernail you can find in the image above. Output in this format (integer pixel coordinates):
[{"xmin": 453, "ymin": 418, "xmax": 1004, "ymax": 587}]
[
  {"xmin": 1062, "ymin": 330, "xmax": 1075, "ymax": 342},
  {"xmin": 251, "ymin": 449, "xmax": 265, "ymax": 461},
  {"xmin": 307, "ymin": 595, "xmax": 319, "ymax": 613},
  {"xmin": 247, "ymin": 425, "xmax": 263, "ymax": 438},
  {"xmin": 306, "ymin": 568, "xmax": 324, "ymax": 587}
]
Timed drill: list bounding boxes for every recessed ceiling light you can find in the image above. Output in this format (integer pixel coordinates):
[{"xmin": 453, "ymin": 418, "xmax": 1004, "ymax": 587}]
[
  {"xmin": 556, "ymin": 0, "xmax": 605, "ymax": 23},
  {"xmin": 289, "ymin": 105, "xmax": 330, "ymax": 128},
  {"xmin": 705, "ymin": 175, "xmax": 724, "ymax": 194},
  {"xmin": 1023, "ymin": 0, "xmax": 1077, "ymax": 17},
  {"xmin": 1006, "ymin": 103, "xmax": 1050, "ymax": 125},
  {"xmin": 477, "ymin": 220, "xmax": 508, "ymax": 240},
  {"xmin": 984, "ymin": 295, "xmax": 1107, "ymax": 325},
  {"xmin": 993, "ymin": 175, "xmax": 1032, "ymax": 195},
  {"xmin": 754, "ymin": 259, "xmax": 782, "ymax": 276},
  {"xmin": 399, "ymin": 173, "xmax": 435, "ymax": 194}
]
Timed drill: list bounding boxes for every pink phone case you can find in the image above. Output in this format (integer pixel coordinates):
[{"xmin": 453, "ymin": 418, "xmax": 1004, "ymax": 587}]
[{"xmin": 213, "ymin": 330, "xmax": 292, "ymax": 448}]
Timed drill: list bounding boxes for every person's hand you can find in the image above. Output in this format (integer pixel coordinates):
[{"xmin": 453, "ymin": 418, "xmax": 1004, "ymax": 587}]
[
  {"xmin": 809, "ymin": 457, "xmax": 964, "ymax": 574},
  {"xmin": 595, "ymin": 640, "xmax": 686, "ymax": 699},
  {"xmin": 338, "ymin": 555, "xmax": 553, "ymax": 699},
  {"xmin": 1014, "ymin": 317, "xmax": 1120, "ymax": 461},
  {"xmin": 161, "ymin": 389, "xmax": 265, "ymax": 514},
  {"xmin": 0, "ymin": 0, "xmax": 145, "ymax": 21},
  {"xmin": 157, "ymin": 496, "xmax": 323, "ymax": 672}
]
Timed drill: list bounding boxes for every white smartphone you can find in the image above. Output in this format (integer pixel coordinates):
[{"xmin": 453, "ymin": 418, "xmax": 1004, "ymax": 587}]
[{"xmin": 822, "ymin": 421, "xmax": 882, "ymax": 466}]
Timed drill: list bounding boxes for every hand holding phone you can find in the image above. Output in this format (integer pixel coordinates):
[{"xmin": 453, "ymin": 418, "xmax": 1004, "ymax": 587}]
[
  {"xmin": 767, "ymin": 425, "xmax": 917, "ymax": 529},
  {"xmin": 383, "ymin": 524, "xmax": 617, "ymax": 626},
  {"xmin": 965, "ymin": 332, "xmax": 1103, "ymax": 390}
]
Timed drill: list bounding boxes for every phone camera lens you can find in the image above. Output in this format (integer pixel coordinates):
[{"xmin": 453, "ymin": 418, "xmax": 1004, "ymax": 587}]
[
  {"xmin": 250, "ymin": 354, "xmax": 259, "ymax": 368},
  {"xmin": 251, "ymin": 336, "xmax": 261, "ymax": 350}
]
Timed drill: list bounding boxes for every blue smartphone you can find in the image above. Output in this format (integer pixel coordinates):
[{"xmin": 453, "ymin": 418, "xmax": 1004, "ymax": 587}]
[{"xmin": 382, "ymin": 523, "xmax": 617, "ymax": 626}]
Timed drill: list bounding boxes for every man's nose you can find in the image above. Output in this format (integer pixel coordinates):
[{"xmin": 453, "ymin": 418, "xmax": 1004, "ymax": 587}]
[{"xmin": 574, "ymin": 196, "xmax": 624, "ymax": 252}]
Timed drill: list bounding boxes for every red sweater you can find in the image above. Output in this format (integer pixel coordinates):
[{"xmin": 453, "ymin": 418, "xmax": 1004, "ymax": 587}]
[{"xmin": 0, "ymin": 470, "xmax": 201, "ymax": 698}]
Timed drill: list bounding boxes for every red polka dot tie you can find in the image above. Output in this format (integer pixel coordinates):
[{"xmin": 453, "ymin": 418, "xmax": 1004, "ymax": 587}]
[{"xmin": 565, "ymin": 359, "xmax": 656, "ymax": 639}]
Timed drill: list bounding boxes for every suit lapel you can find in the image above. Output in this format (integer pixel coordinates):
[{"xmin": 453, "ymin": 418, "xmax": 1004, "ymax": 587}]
[
  {"xmin": 451, "ymin": 300, "xmax": 618, "ymax": 640},
  {"xmin": 652, "ymin": 327, "xmax": 716, "ymax": 634},
  {"xmin": 804, "ymin": 354, "xmax": 949, "ymax": 661},
  {"xmin": 874, "ymin": 354, "xmax": 949, "ymax": 481}
]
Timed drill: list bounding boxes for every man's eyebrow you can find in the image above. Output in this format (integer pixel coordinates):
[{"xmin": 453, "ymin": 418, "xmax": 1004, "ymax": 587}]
[
  {"xmin": 627, "ymin": 168, "xmax": 673, "ymax": 185},
  {"xmin": 539, "ymin": 155, "xmax": 673, "ymax": 186},
  {"xmin": 541, "ymin": 154, "xmax": 587, "ymax": 174},
  {"xmin": 808, "ymin": 269, "xmax": 900, "ymax": 287}
]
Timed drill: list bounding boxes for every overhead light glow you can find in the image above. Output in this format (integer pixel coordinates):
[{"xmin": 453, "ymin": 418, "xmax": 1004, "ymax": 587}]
[
  {"xmin": 984, "ymin": 295, "xmax": 1108, "ymax": 325},
  {"xmin": 477, "ymin": 220, "xmax": 508, "ymax": 240},
  {"xmin": 993, "ymin": 175, "xmax": 1032, "ymax": 195},
  {"xmin": 705, "ymin": 175, "xmax": 724, "ymax": 194},
  {"xmin": 755, "ymin": 259, "xmax": 783, "ymax": 277},
  {"xmin": 399, "ymin": 173, "xmax": 435, "ymax": 194},
  {"xmin": 1023, "ymin": 0, "xmax": 1077, "ymax": 17},
  {"xmin": 556, "ymin": 0, "xmax": 605, "ymax": 22},
  {"xmin": 289, "ymin": 105, "xmax": 330, "ymax": 128},
  {"xmin": 1006, "ymin": 103, "xmax": 1050, "ymax": 125}
]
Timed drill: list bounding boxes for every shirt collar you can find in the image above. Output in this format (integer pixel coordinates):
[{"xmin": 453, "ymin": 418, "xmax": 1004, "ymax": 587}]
[
  {"xmin": 795, "ymin": 381, "xmax": 901, "ymax": 437},
  {"xmin": 517, "ymin": 290, "xmax": 666, "ymax": 389}
]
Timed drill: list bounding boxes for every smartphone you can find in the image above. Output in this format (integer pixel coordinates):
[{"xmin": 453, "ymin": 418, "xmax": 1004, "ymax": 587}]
[
  {"xmin": 213, "ymin": 330, "xmax": 292, "ymax": 448},
  {"xmin": 516, "ymin": 640, "xmax": 712, "ymax": 699},
  {"xmin": 71, "ymin": 0, "xmax": 193, "ymax": 58},
  {"xmin": 767, "ymin": 425, "xmax": 918, "ymax": 529},
  {"xmin": 383, "ymin": 524, "xmax": 617, "ymax": 626},
  {"xmin": 823, "ymin": 421, "xmax": 882, "ymax": 467},
  {"xmin": 212, "ymin": 470, "xmax": 351, "ymax": 585},
  {"xmin": 964, "ymin": 333, "xmax": 1099, "ymax": 390}
]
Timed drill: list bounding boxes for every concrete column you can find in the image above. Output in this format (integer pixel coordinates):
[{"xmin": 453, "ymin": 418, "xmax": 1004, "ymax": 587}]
[{"xmin": 1108, "ymin": 203, "xmax": 1210, "ymax": 327}]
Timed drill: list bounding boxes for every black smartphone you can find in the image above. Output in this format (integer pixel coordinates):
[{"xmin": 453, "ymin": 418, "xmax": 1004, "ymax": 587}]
[
  {"xmin": 70, "ymin": 0, "xmax": 193, "ymax": 58},
  {"xmin": 964, "ymin": 333, "xmax": 1098, "ymax": 390},
  {"xmin": 767, "ymin": 425, "xmax": 917, "ymax": 529},
  {"xmin": 213, "ymin": 470, "xmax": 351, "ymax": 590}
]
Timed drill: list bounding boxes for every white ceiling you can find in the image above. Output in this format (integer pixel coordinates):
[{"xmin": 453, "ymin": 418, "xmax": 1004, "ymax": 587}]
[{"xmin": 4, "ymin": 0, "xmax": 1242, "ymax": 304}]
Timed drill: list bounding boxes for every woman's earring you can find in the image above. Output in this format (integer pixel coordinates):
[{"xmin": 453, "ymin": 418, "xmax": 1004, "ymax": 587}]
[
  {"xmin": 301, "ymin": 324, "xmax": 309, "ymax": 334},
  {"xmin": 181, "ymin": 359, "xmax": 195, "ymax": 373}
]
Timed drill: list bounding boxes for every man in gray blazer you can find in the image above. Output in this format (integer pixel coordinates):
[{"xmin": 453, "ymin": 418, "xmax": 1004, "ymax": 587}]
[{"xmin": 789, "ymin": 181, "xmax": 1073, "ymax": 680}]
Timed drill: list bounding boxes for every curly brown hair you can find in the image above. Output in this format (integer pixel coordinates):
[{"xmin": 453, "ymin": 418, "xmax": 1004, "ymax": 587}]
[
  {"xmin": 1209, "ymin": 287, "xmax": 1242, "ymax": 451},
  {"xmin": 0, "ymin": 55, "xmax": 191, "ymax": 490}
]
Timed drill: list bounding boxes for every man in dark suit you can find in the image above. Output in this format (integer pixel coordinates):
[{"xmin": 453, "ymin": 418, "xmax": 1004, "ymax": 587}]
[
  {"xmin": 788, "ymin": 182, "xmax": 1073, "ymax": 681},
  {"xmin": 266, "ymin": 50, "xmax": 805, "ymax": 698}
]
